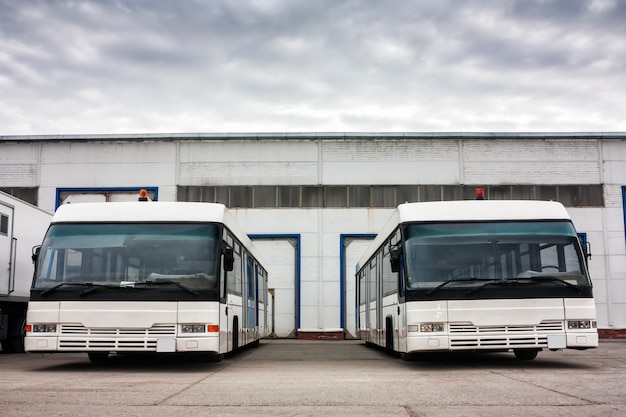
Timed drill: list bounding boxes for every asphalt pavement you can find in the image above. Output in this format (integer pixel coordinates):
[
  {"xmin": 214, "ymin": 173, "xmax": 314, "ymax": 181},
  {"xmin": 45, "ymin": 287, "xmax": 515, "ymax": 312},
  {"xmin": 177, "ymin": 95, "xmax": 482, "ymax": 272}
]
[{"xmin": 0, "ymin": 339, "xmax": 624, "ymax": 416}]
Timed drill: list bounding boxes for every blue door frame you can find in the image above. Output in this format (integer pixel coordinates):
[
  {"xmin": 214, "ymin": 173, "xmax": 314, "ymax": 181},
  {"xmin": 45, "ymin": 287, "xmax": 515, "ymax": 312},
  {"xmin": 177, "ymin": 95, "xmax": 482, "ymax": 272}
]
[
  {"xmin": 339, "ymin": 234, "xmax": 376, "ymax": 330},
  {"xmin": 248, "ymin": 234, "xmax": 302, "ymax": 329}
]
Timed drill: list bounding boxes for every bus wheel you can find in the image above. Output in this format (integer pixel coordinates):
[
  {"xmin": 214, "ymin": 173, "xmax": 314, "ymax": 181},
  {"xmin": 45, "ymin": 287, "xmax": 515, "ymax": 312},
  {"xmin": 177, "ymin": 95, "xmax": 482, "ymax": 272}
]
[
  {"xmin": 513, "ymin": 349, "xmax": 539, "ymax": 360},
  {"xmin": 1, "ymin": 336, "xmax": 24, "ymax": 353},
  {"xmin": 200, "ymin": 353, "xmax": 223, "ymax": 363},
  {"xmin": 401, "ymin": 352, "xmax": 431, "ymax": 361},
  {"xmin": 88, "ymin": 352, "xmax": 109, "ymax": 363},
  {"xmin": 1, "ymin": 315, "xmax": 25, "ymax": 353}
]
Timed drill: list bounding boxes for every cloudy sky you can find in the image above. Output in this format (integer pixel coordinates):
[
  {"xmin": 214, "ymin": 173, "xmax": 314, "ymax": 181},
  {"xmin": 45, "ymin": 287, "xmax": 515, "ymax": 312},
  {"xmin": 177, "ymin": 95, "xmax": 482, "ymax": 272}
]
[{"xmin": 1, "ymin": 0, "xmax": 625, "ymax": 135}]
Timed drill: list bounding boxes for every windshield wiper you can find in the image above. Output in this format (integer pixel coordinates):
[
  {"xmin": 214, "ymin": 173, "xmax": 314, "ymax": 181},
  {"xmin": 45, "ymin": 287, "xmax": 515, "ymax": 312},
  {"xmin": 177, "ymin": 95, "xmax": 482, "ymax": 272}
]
[
  {"xmin": 139, "ymin": 280, "xmax": 199, "ymax": 296},
  {"xmin": 467, "ymin": 276, "xmax": 582, "ymax": 295},
  {"xmin": 40, "ymin": 281, "xmax": 95, "ymax": 296},
  {"xmin": 80, "ymin": 283, "xmax": 145, "ymax": 297},
  {"xmin": 466, "ymin": 279, "xmax": 524, "ymax": 295},
  {"xmin": 525, "ymin": 275, "xmax": 582, "ymax": 293},
  {"xmin": 426, "ymin": 278, "xmax": 485, "ymax": 295}
]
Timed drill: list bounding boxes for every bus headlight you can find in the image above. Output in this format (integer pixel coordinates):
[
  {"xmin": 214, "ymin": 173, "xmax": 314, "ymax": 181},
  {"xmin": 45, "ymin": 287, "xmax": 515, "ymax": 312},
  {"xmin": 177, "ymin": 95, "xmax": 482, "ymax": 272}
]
[
  {"xmin": 31, "ymin": 324, "xmax": 57, "ymax": 333},
  {"xmin": 567, "ymin": 320, "xmax": 596, "ymax": 329},
  {"xmin": 181, "ymin": 324, "xmax": 220, "ymax": 333},
  {"xmin": 181, "ymin": 324, "xmax": 206, "ymax": 333},
  {"xmin": 420, "ymin": 323, "xmax": 445, "ymax": 332},
  {"xmin": 408, "ymin": 323, "xmax": 445, "ymax": 333}
]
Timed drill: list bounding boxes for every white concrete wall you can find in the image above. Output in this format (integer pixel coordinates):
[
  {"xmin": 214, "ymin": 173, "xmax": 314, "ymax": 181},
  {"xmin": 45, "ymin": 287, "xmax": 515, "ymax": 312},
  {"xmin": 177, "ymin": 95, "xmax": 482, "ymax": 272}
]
[{"xmin": 599, "ymin": 140, "xmax": 626, "ymax": 329}]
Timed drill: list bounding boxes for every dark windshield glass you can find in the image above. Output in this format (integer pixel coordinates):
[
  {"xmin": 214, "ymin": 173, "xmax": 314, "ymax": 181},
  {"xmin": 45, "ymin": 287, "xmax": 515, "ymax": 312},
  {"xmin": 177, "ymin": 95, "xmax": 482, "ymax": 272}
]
[
  {"xmin": 34, "ymin": 223, "xmax": 220, "ymax": 290},
  {"xmin": 403, "ymin": 221, "xmax": 590, "ymax": 289}
]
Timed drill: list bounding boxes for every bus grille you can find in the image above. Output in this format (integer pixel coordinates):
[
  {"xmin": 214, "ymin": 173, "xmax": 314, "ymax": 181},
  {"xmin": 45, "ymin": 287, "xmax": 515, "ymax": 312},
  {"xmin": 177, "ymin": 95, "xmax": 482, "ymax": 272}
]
[
  {"xmin": 448, "ymin": 321, "xmax": 563, "ymax": 349},
  {"xmin": 58, "ymin": 324, "xmax": 176, "ymax": 350}
]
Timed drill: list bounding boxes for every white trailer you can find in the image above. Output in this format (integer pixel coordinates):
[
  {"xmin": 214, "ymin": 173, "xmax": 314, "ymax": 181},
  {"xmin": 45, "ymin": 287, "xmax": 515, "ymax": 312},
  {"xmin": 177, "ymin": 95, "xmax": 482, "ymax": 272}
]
[{"xmin": 0, "ymin": 191, "xmax": 52, "ymax": 353}]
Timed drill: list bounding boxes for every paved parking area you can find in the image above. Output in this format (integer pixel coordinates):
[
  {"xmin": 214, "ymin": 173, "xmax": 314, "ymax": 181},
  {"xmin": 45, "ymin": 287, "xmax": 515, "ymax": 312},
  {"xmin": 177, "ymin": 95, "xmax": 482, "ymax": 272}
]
[{"xmin": 0, "ymin": 339, "xmax": 624, "ymax": 416}]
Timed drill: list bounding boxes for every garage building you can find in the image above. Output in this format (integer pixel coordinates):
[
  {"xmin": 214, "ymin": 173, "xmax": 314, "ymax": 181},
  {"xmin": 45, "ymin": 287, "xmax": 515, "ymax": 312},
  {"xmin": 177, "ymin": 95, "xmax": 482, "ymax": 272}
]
[{"xmin": 1, "ymin": 132, "xmax": 624, "ymax": 338}]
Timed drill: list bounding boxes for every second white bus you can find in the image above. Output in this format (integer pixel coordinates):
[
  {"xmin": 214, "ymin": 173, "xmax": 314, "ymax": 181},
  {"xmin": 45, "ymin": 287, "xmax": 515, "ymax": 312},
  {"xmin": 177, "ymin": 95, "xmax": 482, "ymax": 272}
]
[
  {"xmin": 25, "ymin": 199, "xmax": 269, "ymax": 362},
  {"xmin": 356, "ymin": 199, "xmax": 598, "ymax": 360}
]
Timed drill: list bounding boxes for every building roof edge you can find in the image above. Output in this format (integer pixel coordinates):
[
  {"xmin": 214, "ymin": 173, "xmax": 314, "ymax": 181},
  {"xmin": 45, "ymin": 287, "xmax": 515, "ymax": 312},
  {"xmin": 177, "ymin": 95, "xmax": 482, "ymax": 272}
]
[{"xmin": 1, "ymin": 131, "xmax": 625, "ymax": 142}]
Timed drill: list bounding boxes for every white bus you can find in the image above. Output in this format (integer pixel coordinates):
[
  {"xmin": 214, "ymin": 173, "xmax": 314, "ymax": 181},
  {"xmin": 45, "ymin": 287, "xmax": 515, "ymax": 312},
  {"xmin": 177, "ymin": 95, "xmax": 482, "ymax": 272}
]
[
  {"xmin": 356, "ymin": 199, "xmax": 598, "ymax": 361},
  {"xmin": 25, "ymin": 198, "xmax": 269, "ymax": 362}
]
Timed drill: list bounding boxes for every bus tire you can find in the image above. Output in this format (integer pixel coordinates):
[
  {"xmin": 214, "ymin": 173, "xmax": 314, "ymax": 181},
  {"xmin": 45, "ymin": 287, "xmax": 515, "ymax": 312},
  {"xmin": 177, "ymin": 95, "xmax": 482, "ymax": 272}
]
[
  {"xmin": 1, "ymin": 314, "xmax": 25, "ymax": 353},
  {"xmin": 513, "ymin": 349, "xmax": 539, "ymax": 360},
  {"xmin": 1, "ymin": 336, "xmax": 24, "ymax": 354},
  {"xmin": 401, "ymin": 352, "xmax": 430, "ymax": 362},
  {"xmin": 88, "ymin": 352, "xmax": 109, "ymax": 363},
  {"xmin": 201, "ymin": 353, "xmax": 223, "ymax": 363}
]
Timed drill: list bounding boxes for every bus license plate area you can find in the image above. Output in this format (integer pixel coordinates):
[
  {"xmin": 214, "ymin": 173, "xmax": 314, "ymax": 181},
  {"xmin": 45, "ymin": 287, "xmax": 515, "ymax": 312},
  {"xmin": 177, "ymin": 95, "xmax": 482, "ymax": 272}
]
[
  {"xmin": 547, "ymin": 334, "xmax": 567, "ymax": 349},
  {"xmin": 156, "ymin": 338, "xmax": 176, "ymax": 352}
]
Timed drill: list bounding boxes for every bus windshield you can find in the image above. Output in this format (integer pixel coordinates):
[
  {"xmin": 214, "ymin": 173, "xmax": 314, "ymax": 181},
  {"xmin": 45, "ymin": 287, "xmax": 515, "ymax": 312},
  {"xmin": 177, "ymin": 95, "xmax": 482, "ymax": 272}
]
[
  {"xmin": 33, "ymin": 223, "xmax": 220, "ymax": 290},
  {"xmin": 403, "ymin": 221, "xmax": 590, "ymax": 289}
]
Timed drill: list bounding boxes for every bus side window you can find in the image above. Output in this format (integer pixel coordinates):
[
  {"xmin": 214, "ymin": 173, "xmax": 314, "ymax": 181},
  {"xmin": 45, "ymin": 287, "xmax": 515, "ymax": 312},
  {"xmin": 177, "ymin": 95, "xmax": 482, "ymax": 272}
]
[{"xmin": 223, "ymin": 247, "xmax": 234, "ymax": 271}]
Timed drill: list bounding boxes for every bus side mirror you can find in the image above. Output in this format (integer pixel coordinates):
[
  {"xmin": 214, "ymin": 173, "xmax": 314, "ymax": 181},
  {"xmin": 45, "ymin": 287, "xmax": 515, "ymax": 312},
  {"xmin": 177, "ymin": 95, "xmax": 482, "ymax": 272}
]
[
  {"xmin": 578, "ymin": 235, "xmax": 591, "ymax": 260},
  {"xmin": 32, "ymin": 246, "xmax": 41, "ymax": 264},
  {"xmin": 390, "ymin": 249, "xmax": 401, "ymax": 273},
  {"xmin": 223, "ymin": 248, "xmax": 234, "ymax": 271}
]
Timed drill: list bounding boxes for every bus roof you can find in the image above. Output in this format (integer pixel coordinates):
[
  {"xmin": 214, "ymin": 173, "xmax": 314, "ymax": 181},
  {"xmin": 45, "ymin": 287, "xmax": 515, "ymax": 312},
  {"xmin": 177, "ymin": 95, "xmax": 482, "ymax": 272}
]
[
  {"xmin": 52, "ymin": 201, "xmax": 229, "ymax": 223},
  {"xmin": 397, "ymin": 200, "xmax": 571, "ymax": 222},
  {"xmin": 50, "ymin": 202, "xmax": 266, "ymax": 267},
  {"xmin": 357, "ymin": 200, "xmax": 573, "ymax": 273}
]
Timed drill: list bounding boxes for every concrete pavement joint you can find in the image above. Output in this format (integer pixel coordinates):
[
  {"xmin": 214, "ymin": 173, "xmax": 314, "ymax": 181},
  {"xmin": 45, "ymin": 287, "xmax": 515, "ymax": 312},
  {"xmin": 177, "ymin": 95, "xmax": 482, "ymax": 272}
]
[
  {"xmin": 151, "ymin": 361, "xmax": 235, "ymax": 406},
  {"xmin": 402, "ymin": 405, "xmax": 421, "ymax": 417},
  {"xmin": 488, "ymin": 370, "xmax": 600, "ymax": 405}
]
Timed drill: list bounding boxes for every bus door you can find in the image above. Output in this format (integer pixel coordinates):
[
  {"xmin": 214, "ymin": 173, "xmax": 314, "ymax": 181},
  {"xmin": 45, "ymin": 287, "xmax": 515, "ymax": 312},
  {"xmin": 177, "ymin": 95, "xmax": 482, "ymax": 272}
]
[
  {"xmin": 368, "ymin": 260, "xmax": 377, "ymax": 343},
  {"xmin": 226, "ymin": 241, "xmax": 243, "ymax": 351},
  {"xmin": 376, "ymin": 257, "xmax": 383, "ymax": 347},
  {"xmin": 254, "ymin": 264, "xmax": 260, "ymax": 336},
  {"xmin": 397, "ymin": 257, "xmax": 408, "ymax": 353},
  {"xmin": 246, "ymin": 255, "xmax": 256, "ymax": 344},
  {"xmin": 0, "ymin": 203, "xmax": 15, "ymax": 296}
]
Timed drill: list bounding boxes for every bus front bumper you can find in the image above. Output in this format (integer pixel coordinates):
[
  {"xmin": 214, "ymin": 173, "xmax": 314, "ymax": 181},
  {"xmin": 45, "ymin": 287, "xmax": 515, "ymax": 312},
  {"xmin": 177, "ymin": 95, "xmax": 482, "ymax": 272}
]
[
  {"xmin": 25, "ymin": 335, "xmax": 220, "ymax": 354},
  {"xmin": 405, "ymin": 330, "xmax": 598, "ymax": 353}
]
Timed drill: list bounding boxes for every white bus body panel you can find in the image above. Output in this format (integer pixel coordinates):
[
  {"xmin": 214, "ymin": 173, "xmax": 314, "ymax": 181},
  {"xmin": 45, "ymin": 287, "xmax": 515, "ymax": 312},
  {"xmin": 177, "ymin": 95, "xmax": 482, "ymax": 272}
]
[
  {"xmin": 404, "ymin": 298, "xmax": 598, "ymax": 353},
  {"xmin": 25, "ymin": 301, "xmax": 221, "ymax": 353}
]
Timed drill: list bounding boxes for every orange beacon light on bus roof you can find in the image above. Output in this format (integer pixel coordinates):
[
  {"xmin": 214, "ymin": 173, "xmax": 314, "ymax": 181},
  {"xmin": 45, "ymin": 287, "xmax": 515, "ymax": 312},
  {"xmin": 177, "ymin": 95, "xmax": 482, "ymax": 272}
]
[{"xmin": 138, "ymin": 189, "xmax": 149, "ymax": 201}]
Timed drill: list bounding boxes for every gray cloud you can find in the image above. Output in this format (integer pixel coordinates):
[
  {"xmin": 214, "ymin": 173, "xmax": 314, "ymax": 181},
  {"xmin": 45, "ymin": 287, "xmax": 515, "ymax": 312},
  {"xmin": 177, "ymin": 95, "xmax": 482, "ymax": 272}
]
[{"xmin": 1, "ymin": 0, "xmax": 624, "ymax": 134}]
